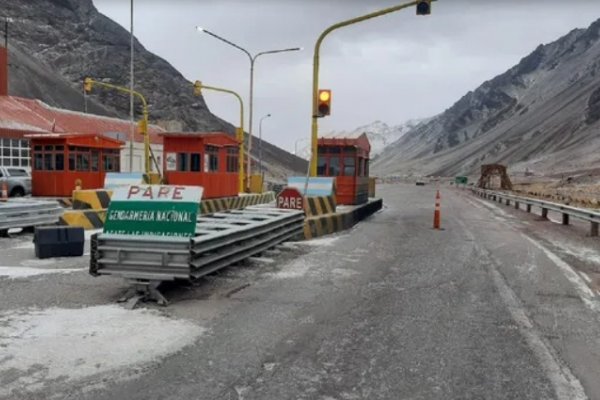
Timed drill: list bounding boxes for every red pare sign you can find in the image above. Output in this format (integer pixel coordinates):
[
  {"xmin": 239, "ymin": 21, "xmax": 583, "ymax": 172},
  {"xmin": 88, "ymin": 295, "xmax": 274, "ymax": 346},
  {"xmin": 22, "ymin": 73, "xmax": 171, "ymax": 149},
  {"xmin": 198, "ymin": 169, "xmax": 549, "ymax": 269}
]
[{"xmin": 277, "ymin": 187, "xmax": 304, "ymax": 210}]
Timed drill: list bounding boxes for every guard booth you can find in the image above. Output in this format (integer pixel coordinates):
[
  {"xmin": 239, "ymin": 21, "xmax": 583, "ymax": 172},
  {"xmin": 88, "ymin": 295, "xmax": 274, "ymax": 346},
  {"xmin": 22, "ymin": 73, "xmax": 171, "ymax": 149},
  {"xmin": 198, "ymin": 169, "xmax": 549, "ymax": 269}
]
[
  {"xmin": 28, "ymin": 133, "xmax": 123, "ymax": 197},
  {"xmin": 161, "ymin": 132, "xmax": 239, "ymax": 199},
  {"xmin": 317, "ymin": 133, "xmax": 371, "ymax": 205}
]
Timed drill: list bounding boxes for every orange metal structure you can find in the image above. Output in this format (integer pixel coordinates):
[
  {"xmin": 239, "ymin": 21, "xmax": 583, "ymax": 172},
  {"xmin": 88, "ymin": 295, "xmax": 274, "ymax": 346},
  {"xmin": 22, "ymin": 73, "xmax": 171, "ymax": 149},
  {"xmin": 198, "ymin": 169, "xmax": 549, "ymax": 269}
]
[
  {"xmin": 317, "ymin": 133, "xmax": 371, "ymax": 205},
  {"xmin": 28, "ymin": 133, "xmax": 123, "ymax": 197},
  {"xmin": 161, "ymin": 132, "xmax": 239, "ymax": 199}
]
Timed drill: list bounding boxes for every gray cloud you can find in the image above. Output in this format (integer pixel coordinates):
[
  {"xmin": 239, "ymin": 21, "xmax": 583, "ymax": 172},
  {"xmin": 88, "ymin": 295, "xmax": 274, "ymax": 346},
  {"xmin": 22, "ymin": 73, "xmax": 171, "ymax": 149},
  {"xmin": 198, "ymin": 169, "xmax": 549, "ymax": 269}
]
[{"xmin": 93, "ymin": 0, "xmax": 600, "ymax": 153}]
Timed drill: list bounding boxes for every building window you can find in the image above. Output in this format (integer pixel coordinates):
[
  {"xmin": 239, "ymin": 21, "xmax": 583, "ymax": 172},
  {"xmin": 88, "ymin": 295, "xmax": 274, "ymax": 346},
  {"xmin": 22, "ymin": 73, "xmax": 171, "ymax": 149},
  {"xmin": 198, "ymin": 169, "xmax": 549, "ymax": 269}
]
[
  {"xmin": 329, "ymin": 156, "xmax": 341, "ymax": 176},
  {"xmin": 343, "ymin": 156, "xmax": 356, "ymax": 176},
  {"xmin": 177, "ymin": 153, "xmax": 189, "ymax": 172},
  {"xmin": 226, "ymin": 147, "xmax": 238, "ymax": 172},
  {"xmin": 102, "ymin": 149, "xmax": 120, "ymax": 172},
  {"xmin": 0, "ymin": 138, "xmax": 30, "ymax": 168},
  {"xmin": 317, "ymin": 156, "xmax": 327, "ymax": 176},
  {"xmin": 32, "ymin": 144, "xmax": 65, "ymax": 171},
  {"xmin": 190, "ymin": 153, "xmax": 201, "ymax": 172},
  {"xmin": 206, "ymin": 146, "xmax": 219, "ymax": 172}
]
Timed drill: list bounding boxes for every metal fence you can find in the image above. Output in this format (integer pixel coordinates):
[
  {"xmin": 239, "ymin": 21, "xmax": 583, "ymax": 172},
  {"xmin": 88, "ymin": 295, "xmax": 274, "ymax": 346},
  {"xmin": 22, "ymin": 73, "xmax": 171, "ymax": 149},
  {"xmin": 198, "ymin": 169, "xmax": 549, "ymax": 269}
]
[
  {"xmin": 0, "ymin": 199, "xmax": 64, "ymax": 234},
  {"xmin": 90, "ymin": 206, "xmax": 305, "ymax": 282},
  {"xmin": 471, "ymin": 188, "xmax": 600, "ymax": 237}
]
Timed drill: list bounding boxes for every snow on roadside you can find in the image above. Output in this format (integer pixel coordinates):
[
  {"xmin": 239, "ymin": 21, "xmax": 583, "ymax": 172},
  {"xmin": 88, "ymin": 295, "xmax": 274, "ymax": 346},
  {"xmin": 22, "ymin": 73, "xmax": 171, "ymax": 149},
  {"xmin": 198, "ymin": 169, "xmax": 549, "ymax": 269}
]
[
  {"xmin": 0, "ymin": 266, "xmax": 83, "ymax": 279},
  {"xmin": 547, "ymin": 239, "xmax": 600, "ymax": 266},
  {"xmin": 299, "ymin": 236, "xmax": 340, "ymax": 247},
  {"xmin": 0, "ymin": 305, "xmax": 205, "ymax": 396}
]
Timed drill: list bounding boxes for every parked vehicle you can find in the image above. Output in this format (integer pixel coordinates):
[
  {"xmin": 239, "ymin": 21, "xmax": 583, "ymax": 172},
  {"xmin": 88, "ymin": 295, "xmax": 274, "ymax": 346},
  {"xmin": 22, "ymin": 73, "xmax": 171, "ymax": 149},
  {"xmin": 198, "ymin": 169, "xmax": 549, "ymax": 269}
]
[{"xmin": 0, "ymin": 167, "xmax": 32, "ymax": 197}]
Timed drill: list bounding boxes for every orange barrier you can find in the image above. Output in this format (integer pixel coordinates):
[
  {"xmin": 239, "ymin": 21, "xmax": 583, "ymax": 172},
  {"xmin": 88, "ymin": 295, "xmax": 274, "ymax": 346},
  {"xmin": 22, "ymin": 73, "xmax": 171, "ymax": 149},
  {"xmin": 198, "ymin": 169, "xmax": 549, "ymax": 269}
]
[{"xmin": 433, "ymin": 190, "xmax": 441, "ymax": 229}]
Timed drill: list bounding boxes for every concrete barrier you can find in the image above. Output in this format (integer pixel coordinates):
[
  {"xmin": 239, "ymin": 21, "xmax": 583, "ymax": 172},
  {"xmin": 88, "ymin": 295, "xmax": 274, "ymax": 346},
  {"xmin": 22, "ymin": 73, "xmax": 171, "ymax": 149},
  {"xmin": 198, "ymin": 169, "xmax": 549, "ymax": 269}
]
[
  {"xmin": 72, "ymin": 190, "xmax": 113, "ymax": 210},
  {"xmin": 304, "ymin": 198, "xmax": 383, "ymax": 239},
  {"xmin": 304, "ymin": 196, "xmax": 336, "ymax": 217},
  {"xmin": 59, "ymin": 209, "xmax": 106, "ymax": 230}
]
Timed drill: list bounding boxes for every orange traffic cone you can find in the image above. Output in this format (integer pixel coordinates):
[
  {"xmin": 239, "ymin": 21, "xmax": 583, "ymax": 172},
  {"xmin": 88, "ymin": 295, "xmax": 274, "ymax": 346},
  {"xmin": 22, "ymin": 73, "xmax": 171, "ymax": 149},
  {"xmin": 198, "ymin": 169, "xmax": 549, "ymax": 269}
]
[
  {"xmin": 1, "ymin": 182, "xmax": 8, "ymax": 201},
  {"xmin": 433, "ymin": 190, "xmax": 441, "ymax": 229}
]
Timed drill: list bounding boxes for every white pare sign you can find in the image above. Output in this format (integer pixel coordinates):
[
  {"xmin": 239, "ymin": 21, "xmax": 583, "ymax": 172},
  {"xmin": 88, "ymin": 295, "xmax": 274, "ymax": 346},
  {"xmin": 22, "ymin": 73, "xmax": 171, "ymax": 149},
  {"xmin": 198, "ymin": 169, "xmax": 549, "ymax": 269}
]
[
  {"xmin": 276, "ymin": 187, "xmax": 304, "ymax": 210},
  {"xmin": 112, "ymin": 185, "xmax": 203, "ymax": 202}
]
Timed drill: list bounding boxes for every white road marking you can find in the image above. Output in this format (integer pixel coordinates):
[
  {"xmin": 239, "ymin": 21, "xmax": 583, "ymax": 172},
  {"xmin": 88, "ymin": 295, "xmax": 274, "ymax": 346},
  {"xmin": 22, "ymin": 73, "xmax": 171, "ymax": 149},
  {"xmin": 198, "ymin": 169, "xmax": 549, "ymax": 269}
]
[
  {"xmin": 523, "ymin": 235, "xmax": 598, "ymax": 312},
  {"xmin": 0, "ymin": 305, "xmax": 205, "ymax": 396},
  {"xmin": 488, "ymin": 260, "xmax": 588, "ymax": 400}
]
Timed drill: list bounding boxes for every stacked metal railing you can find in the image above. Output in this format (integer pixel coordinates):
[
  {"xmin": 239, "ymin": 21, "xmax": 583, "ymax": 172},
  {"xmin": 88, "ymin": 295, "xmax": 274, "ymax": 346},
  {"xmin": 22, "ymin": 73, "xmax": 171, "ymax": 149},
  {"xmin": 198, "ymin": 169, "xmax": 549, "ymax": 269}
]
[
  {"xmin": 0, "ymin": 199, "xmax": 64, "ymax": 234},
  {"xmin": 90, "ymin": 207, "xmax": 304, "ymax": 281}
]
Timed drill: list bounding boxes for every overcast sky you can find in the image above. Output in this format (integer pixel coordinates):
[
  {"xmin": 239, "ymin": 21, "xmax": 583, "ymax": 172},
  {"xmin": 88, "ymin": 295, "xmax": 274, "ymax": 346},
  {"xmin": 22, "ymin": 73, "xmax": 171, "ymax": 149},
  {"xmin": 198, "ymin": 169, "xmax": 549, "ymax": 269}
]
[{"xmin": 93, "ymin": 0, "xmax": 600, "ymax": 153}]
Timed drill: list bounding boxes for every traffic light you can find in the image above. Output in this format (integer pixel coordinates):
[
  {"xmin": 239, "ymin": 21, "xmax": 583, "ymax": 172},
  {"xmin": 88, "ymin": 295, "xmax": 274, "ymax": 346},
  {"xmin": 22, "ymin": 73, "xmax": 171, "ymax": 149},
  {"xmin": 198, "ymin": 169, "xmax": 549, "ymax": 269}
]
[
  {"xmin": 416, "ymin": 0, "xmax": 431, "ymax": 15},
  {"xmin": 83, "ymin": 77, "xmax": 93, "ymax": 93},
  {"xmin": 137, "ymin": 118, "xmax": 148, "ymax": 135},
  {"xmin": 193, "ymin": 80, "xmax": 202, "ymax": 96},
  {"xmin": 317, "ymin": 89, "xmax": 332, "ymax": 117}
]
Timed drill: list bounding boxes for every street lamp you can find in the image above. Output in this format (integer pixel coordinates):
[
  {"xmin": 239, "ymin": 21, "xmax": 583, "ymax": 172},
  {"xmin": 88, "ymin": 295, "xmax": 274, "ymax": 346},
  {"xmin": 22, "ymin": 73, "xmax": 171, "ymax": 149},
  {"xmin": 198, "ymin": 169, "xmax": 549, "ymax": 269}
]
[
  {"xmin": 195, "ymin": 26, "xmax": 301, "ymax": 189},
  {"xmin": 258, "ymin": 113, "xmax": 271, "ymax": 176}
]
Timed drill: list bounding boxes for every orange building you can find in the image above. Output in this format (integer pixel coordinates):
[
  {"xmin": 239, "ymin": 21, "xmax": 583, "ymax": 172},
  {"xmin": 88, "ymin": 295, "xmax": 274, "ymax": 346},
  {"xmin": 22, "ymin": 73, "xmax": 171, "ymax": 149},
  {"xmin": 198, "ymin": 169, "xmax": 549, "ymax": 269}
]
[
  {"xmin": 317, "ymin": 133, "xmax": 371, "ymax": 205},
  {"xmin": 161, "ymin": 132, "xmax": 239, "ymax": 199},
  {"xmin": 28, "ymin": 133, "xmax": 123, "ymax": 197}
]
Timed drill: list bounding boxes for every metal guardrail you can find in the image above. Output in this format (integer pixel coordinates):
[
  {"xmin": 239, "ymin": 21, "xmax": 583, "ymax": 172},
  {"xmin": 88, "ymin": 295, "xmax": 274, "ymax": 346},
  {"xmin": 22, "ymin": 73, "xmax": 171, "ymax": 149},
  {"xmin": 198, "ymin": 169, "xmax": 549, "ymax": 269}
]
[
  {"xmin": 90, "ymin": 206, "xmax": 305, "ymax": 282},
  {"xmin": 0, "ymin": 199, "xmax": 64, "ymax": 234},
  {"xmin": 471, "ymin": 188, "xmax": 600, "ymax": 237}
]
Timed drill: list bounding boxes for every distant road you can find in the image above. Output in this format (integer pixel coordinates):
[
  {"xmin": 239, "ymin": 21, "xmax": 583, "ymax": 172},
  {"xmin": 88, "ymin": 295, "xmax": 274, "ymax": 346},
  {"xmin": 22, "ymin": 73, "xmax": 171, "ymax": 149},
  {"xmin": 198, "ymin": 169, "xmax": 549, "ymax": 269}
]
[{"xmin": 2, "ymin": 184, "xmax": 600, "ymax": 399}]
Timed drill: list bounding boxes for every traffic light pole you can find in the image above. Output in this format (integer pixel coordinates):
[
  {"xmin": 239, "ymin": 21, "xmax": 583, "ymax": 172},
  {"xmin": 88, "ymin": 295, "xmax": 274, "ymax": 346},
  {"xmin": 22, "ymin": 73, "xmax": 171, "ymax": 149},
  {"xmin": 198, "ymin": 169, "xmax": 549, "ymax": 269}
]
[{"xmin": 310, "ymin": 0, "xmax": 419, "ymax": 176}]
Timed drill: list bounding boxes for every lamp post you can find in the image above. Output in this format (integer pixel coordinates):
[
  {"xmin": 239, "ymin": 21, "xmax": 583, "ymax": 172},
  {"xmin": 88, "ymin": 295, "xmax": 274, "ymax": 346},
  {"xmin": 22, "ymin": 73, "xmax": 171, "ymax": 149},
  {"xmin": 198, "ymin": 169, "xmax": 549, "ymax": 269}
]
[
  {"xmin": 258, "ymin": 113, "xmax": 271, "ymax": 176},
  {"xmin": 195, "ymin": 26, "xmax": 301, "ymax": 189},
  {"xmin": 193, "ymin": 80, "xmax": 246, "ymax": 194},
  {"xmin": 309, "ymin": 0, "xmax": 425, "ymax": 176}
]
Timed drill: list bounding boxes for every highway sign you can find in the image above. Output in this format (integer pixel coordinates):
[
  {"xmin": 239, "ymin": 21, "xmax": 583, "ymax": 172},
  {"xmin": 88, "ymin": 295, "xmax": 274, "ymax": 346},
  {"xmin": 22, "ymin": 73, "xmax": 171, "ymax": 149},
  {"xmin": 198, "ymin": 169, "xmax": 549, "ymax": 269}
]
[
  {"xmin": 277, "ymin": 187, "xmax": 304, "ymax": 210},
  {"xmin": 104, "ymin": 185, "xmax": 203, "ymax": 237}
]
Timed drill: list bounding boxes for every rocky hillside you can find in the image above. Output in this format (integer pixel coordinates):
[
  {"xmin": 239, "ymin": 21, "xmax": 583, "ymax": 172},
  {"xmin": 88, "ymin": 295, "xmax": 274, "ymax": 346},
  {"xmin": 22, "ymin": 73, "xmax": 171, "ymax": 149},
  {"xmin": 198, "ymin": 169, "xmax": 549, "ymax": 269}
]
[
  {"xmin": 373, "ymin": 18, "xmax": 600, "ymax": 178},
  {"xmin": 1, "ymin": 0, "xmax": 306, "ymax": 177}
]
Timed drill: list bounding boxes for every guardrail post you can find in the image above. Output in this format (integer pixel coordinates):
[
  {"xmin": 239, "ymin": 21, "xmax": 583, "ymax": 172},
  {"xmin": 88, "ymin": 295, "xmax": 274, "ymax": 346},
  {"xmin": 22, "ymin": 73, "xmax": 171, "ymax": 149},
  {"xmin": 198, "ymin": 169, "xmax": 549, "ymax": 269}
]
[
  {"xmin": 515, "ymin": 201, "xmax": 519, "ymax": 210},
  {"xmin": 562, "ymin": 213, "xmax": 569, "ymax": 225},
  {"xmin": 591, "ymin": 222, "xmax": 599, "ymax": 237},
  {"xmin": 526, "ymin": 204, "xmax": 532, "ymax": 213},
  {"xmin": 506, "ymin": 199, "xmax": 511, "ymax": 206},
  {"xmin": 541, "ymin": 208, "xmax": 548, "ymax": 219}
]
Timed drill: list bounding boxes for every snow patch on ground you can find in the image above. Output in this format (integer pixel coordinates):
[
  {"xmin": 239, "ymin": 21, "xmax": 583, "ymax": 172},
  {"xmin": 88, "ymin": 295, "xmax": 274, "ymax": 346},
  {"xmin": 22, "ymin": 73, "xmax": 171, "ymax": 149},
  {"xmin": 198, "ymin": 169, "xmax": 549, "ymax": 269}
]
[
  {"xmin": 270, "ymin": 258, "xmax": 313, "ymax": 279},
  {"xmin": 547, "ymin": 239, "xmax": 600, "ymax": 266},
  {"xmin": 0, "ymin": 305, "xmax": 205, "ymax": 396},
  {"xmin": 0, "ymin": 266, "xmax": 82, "ymax": 279},
  {"xmin": 11, "ymin": 240, "xmax": 35, "ymax": 250},
  {"xmin": 300, "ymin": 236, "xmax": 340, "ymax": 247}
]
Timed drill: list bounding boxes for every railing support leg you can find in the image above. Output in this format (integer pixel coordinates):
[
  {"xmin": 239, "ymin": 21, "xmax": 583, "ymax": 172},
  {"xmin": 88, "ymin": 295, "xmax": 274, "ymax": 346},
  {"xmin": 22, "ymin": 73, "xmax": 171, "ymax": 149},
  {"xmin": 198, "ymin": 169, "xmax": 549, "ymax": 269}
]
[
  {"xmin": 562, "ymin": 213, "xmax": 569, "ymax": 225},
  {"xmin": 591, "ymin": 222, "xmax": 599, "ymax": 237},
  {"xmin": 541, "ymin": 208, "xmax": 548, "ymax": 219},
  {"xmin": 515, "ymin": 201, "xmax": 519, "ymax": 210},
  {"xmin": 526, "ymin": 204, "xmax": 532, "ymax": 213},
  {"xmin": 506, "ymin": 199, "xmax": 511, "ymax": 206}
]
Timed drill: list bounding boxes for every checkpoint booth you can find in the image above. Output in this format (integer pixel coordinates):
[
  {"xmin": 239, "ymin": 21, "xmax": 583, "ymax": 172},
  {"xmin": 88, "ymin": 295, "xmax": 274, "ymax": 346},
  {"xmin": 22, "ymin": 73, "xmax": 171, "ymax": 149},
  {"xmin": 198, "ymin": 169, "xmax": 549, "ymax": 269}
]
[
  {"xmin": 28, "ymin": 133, "xmax": 123, "ymax": 197},
  {"xmin": 317, "ymin": 133, "xmax": 371, "ymax": 205},
  {"xmin": 161, "ymin": 132, "xmax": 239, "ymax": 199}
]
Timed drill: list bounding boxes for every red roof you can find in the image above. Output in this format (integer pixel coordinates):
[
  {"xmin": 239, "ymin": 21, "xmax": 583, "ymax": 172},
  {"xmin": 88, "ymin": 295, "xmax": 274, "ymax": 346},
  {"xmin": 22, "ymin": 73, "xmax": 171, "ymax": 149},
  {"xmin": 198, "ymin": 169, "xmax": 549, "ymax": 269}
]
[
  {"xmin": 318, "ymin": 133, "xmax": 371, "ymax": 153},
  {"xmin": 26, "ymin": 132, "xmax": 125, "ymax": 148},
  {"xmin": 0, "ymin": 96, "xmax": 164, "ymax": 144}
]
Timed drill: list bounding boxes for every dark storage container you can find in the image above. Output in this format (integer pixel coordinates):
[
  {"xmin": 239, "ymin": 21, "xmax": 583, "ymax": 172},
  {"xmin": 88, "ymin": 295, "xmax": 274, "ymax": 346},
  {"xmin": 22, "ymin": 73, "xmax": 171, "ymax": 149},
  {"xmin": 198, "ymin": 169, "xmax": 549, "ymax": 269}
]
[{"xmin": 34, "ymin": 226, "xmax": 85, "ymax": 259}]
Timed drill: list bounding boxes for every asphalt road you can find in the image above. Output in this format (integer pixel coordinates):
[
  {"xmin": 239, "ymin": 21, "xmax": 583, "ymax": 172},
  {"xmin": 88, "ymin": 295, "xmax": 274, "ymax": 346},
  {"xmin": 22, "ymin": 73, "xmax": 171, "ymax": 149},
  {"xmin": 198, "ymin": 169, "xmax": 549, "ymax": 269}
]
[{"xmin": 1, "ymin": 183, "xmax": 600, "ymax": 400}]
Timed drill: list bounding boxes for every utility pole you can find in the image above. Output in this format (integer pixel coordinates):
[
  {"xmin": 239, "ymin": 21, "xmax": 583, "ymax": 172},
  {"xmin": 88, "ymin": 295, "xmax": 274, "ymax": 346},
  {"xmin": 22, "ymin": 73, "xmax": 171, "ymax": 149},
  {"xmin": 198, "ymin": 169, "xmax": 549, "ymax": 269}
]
[{"xmin": 129, "ymin": 0, "xmax": 135, "ymax": 173}]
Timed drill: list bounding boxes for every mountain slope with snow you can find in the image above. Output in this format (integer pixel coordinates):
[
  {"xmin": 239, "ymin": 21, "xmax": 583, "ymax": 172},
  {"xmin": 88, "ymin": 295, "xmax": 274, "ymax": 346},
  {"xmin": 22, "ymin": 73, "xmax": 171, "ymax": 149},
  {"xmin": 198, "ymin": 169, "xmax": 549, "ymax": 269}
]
[{"xmin": 373, "ymin": 18, "xmax": 600, "ymax": 178}]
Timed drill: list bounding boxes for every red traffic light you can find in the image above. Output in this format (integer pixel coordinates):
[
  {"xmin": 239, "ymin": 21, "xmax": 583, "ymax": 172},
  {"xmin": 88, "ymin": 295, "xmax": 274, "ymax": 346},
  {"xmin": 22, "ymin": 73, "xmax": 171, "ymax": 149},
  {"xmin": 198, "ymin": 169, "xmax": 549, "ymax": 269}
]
[
  {"xmin": 318, "ymin": 89, "xmax": 332, "ymax": 117},
  {"xmin": 416, "ymin": 0, "xmax": 431, "ymax": 15}
]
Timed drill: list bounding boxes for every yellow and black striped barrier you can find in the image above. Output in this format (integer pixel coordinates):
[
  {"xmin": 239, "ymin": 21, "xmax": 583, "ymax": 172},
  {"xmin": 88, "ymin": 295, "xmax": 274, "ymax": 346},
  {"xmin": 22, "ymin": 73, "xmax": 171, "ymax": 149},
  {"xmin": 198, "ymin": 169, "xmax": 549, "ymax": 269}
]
[
  {"xmin": 201, "ymin": 192, "xmax": 276, "ymax": 215},
  {"xmin": 72, "ymin": 190, "xmax": 113, "ymax": 210},
  {"xmin": 303, "ymin": 198, "xmax": 383, "ymax": 240},
  {"xmin": 59, "ymin": 210, "xmax": 107, "ymax": 230},
  {"xmin": 304, "ymin": 195, "xmax": 336, "ymax": 217}
]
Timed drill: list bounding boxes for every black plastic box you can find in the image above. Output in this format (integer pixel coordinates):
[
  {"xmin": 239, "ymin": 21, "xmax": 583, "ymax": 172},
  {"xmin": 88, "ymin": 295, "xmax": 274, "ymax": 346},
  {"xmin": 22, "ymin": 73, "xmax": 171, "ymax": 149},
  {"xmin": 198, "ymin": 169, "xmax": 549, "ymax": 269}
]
[{"xmin": 34, "ymin": 226, "xmax": 85, "ymax": 259}]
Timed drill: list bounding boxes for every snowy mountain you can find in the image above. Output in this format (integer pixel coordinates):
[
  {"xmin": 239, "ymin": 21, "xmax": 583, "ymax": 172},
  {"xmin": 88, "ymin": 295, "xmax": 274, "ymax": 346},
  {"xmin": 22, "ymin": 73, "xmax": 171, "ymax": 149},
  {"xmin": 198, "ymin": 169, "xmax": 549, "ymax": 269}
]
[
  {"xmin": 320, "ymin": 119, "xmax": 426, "ymax": 158},
  {"xmin": 373, "ymin": 18, "xmax": 600, "ymax": 178}
]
